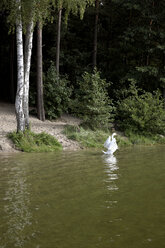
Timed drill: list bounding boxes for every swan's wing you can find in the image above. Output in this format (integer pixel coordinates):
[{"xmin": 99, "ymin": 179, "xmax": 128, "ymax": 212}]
[
  {"xmin": 104, "ymin": 136, "xmax": 111, "ymax": 149},
  {"xmin": 102, "ymin": 150, "xmax": 113, "ymax": 155},
  {"xmin": 107, "ymin": 138, "xmax": 118, "ymax": 154}
]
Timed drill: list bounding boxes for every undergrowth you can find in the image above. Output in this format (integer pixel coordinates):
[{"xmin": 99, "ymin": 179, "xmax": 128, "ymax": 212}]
[
  {"xmin": 125, "ymin": 130, "xmax": 165, "ymax": 145},
  {"xmin": 63, "ymin": 125, "xmax": 165, "ymax": 149},
  {"xmin": 8, "ymin": 130, "xmax": 62, "ymax": 152},
  {"xmin": 63, "ymin": 125, "xmax": 130, "ymax": 148},
  {"xmin": 63, "ymin": 125, "xmax": 108, "ymax": 148}
]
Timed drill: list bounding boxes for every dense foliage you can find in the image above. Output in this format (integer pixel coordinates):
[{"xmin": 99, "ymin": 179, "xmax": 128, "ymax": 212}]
[
  {"xmin": 44, "ymin": 63, "xmax": 72, "ymax": 119},
  {"xmin": 72, "ymin": 70, "xmax": 114, "ymax": 129},
  {"xmin": 8, "ymin": 130, "xmax": 62, "ymax": 152},
  {"xmin": 116, "ymin": 83, "xmax": 165, "ymax": 135},
  {"xmin": 64, "ymin": 124, "xmax": 165, "ymax": 148},
  {"xmin": 1, "ymin": 0, "xmax": 165, "ymax": 135}
]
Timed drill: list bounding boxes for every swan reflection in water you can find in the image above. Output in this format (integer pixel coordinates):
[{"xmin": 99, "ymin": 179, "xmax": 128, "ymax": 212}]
[
  {"xmin": 103, "ymin": 154, "xmax": 119, "ymax": 192},
  {"xmin": 103, "ymin": 154, "xmax": 118, "ymax": 171}
]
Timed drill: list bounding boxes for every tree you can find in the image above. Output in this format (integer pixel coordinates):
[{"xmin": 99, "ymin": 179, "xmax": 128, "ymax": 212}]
[
  {"xmin": 9, "ymin": 34, "xmax": 15, "ymax": 103},
  {"xmin": 37, "ymin": 21, "xmax": 45, "ymax": 121},
  {"xmin": 15, "ymin": 0, "xmax": 25, "ymax": 132},
  {"xmin": 24, "ymin": 11, "xmax": 34, "ymax": 129},
  {"xmin": 73, "ymin": 70, "xmax": 113, "ymax": 129},
  {"xmin": 3, "ymin": 0, "xmax": 53, "ymax": 131},
  {"xmin": 54, "ymin": 0, "xmax": 95, "ymax": 75},
  {"xmin": 56, "ymin": 6, "xmax": 62, "ymax": 75},
  {"xmin": 3, "ymin": 0, "xmax": 35, "ymax": 131},
  {"xmin": 93, "ymin": 0, "xmax": 99, "ymax": 68}
]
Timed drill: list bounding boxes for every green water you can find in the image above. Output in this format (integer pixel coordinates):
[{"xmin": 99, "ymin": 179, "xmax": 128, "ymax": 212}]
[{"xmin": 0, "ymin": 146, "xmax": 165, "ymax": 248}]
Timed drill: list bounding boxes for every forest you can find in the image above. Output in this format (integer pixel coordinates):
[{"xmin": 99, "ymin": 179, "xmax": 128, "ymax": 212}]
[{"xmin": 0, "ymin": 0, "xmax": 165, "ymax": 139}]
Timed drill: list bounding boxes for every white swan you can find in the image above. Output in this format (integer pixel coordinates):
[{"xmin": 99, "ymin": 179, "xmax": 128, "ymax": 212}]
[{"xmin": 103, "ymin": 133, "xmax": 118, "ymax": 155}]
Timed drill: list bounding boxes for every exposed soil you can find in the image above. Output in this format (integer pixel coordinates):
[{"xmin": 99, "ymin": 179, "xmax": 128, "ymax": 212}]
[{"xmin": 0, "ymin": 102, "xmax": 81, "ymax": 153}]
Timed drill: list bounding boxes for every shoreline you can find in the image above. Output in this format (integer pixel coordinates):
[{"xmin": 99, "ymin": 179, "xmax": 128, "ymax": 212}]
[
  {"xmin": 1, "ymin": 103, "xmax": 165, "ymax": 153},
  {"xmin": 0, "ymin": 103, "xmax": 81, "ymax": 153}
]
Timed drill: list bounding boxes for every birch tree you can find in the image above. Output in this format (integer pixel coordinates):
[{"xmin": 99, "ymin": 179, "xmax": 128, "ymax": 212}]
[
  {"xmin": 17, "ymin": 0, "xmax": 34, "ymax": 131},
  {"xmin": 4, "ymin": 0, "xmax": 52, "ymax": 131},
  {"xmin": 15, "ymin": 0, "xmax": 25, "ymax": 132},
  {"xmin": 24, "ymin": 13, "xmax": 34, "ymax": 129},
  {"xmin": 4, "ymin": 0, "xmax": 95, "ymax": 132},
  {"xmin": 3, "ymin": 0, "xmax": 35, "ymax": 131}
]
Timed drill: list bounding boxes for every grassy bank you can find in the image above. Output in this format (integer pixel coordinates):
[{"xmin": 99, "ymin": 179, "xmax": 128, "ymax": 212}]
[
  {"xmin": 8, "ymin": 130, "xmax": 62, "ymax": 152},
  {"xmin": 63, "ymin": 125, "xmax": 165, "ymax": 149},
  {"xmin": 8, "ymin": 126, "xmax": 165, "ymax": 153}
]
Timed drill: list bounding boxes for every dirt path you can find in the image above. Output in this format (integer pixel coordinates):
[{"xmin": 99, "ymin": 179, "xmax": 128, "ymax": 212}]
[{"xmin": 0, "ymin": 103, "xmax": 81, "ymax": 152}]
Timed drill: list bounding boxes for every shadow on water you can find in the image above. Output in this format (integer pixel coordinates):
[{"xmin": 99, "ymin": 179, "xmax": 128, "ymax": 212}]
[
  {"xmin": 0, "ymin": 146, "xmax": 165, "ymax": 248},
  {"xmin": 0, "ymin": 154, "xmax": 35, "ymax": 248}
]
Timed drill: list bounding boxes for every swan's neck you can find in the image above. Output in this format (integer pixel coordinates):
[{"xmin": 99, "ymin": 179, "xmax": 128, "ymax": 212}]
[{"xmin": 112, "ymin": 134, "xmax": 115, "ymax": 138}]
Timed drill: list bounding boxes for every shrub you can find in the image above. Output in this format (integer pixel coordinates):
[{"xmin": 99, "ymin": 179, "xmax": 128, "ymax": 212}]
[
  {"xmin": 116, "ymin": 83, "xmax": 165, "ymax": 135},
  {"xmin": 72, "ymin": 70, "xmax": 114, "ymax": 130},
  {"xmin": 44, "ymin": 63, "xmax": 72, "ymax": 119},
  {"xmin": 8, "ymin": 130, "xmax": 62, "ymax": 152}
]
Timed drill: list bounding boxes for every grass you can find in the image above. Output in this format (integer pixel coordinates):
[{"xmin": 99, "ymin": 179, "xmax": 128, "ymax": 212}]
[
  {"xmin": 8, "ymin": 126, "xmax": 165, "ymax": 153},
  {"xmin": 8, "ymin": 130, "xmax": 62, "ymax": 152},
  {"xmin": 63, "ymin": 125, "xmax": 131, "ymax": 148},
  {"xmin": 63, "ymin": 125, "xmax": 109, "ymax": 148},
  {"xmin": 125, "ymin": 130, "xmax": 165, "ymax": 146},
  {"xmin": 63, "ymin": 125, "xmax": 165, "ymax": 149}
]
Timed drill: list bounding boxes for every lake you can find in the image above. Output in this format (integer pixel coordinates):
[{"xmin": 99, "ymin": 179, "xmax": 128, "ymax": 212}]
[{"xmin": 0, "ymin": 146, "xmax": 165, "ymax": 248}]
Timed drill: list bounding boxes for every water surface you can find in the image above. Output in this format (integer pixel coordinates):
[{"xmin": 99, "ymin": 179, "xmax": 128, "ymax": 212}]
[{"xmin": 0, "ymin": 146, "xmax": 165, "ymax": 248}]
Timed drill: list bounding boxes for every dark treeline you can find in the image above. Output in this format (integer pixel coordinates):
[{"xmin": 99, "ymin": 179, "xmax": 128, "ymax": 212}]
[
  {"xmin": 0, "ymin": 0, "xmax": 165, "ymax": 134},
  {"xmin": 43, "ymin": 0, "xmax": 165, "ymax": 95}
]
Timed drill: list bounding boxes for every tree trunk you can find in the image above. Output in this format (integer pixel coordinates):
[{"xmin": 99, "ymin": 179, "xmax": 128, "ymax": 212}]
[
  {"xmin": 10, "ymin": 34, "xmax": 15, "ymax": 103},
  {"xmin": 24, "ymin": 19, "xmax": 34, "ymax": 129},
  {"xmin": 146, "ymin": 2, "xmax": 154, "ymax": 66},
  {"xmin": 163, "ymin": 88, "xmax": 165, "ymax": 108},
  {"xmin": 56, "ymin": 8, "xmax": 62, "ymax": 75},
  {"xmin": 15, "ymin": 0, "xmax": 25, "ymax": 132},
  {"xmin": 93, "ymin": 0, "xmax": 99, "ymax": 69},
  {"xmin": 37, "ymin": 22, "xmax": 45, "ymax": 121}
]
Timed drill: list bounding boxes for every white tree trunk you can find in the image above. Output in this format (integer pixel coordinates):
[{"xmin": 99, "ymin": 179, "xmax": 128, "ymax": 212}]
[
  {"xmin": 15, "ymin": 0, "xmax": 25, "ymax": 132},
  {"xmin": 24, "ymin": 19, "xmax": 34, "ymax": 129}
]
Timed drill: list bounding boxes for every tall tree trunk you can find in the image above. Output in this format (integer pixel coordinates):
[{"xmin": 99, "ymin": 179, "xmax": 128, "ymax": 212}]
[
  {"xmin": 146, "ymin": 1, "xmax": 154, "ymax": 66},
  {"xmin": 163, "ymin": 88, "xmax": 165, "ymax": 108},
  {"xmin": 37, "ymin": 22, "xmax": 45, "ymax": 121},
  {"xmin": 163, "ymin": 54, "xmax": 165, "ymax": 109},
  {"xmin": 93, "ymin": 0, "xmax": 99, "ymax": 69},
  {"xmin": 10, "ymin": 34, "xmax": 15, "ymax": 103},
  {"xmin": 15, "ymin": 0, "xmax": 25, "ymax": 132},
  {"xmin": 56, "ymin": 8, "xmax": 62, "ymax": 75},
  {"xmin": 24, "ymin": 19, "xmax": 34, "ymax": 129}
]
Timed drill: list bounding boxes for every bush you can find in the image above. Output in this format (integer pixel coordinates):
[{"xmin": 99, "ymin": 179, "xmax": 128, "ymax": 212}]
[
  {"xmin": 116, "ymin": 83, "xmax": 165, "ymax": 135},
  {"xmin": 44, "ymin": 63, "xmax": 72, "ymax": 119},
  {"xmin": 8, "ymin": 130, "xmax": 62, "ymax": 152},
  {"xmin": 72, "ymin": 70, "xmax": 114, "ymax": 130}
]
